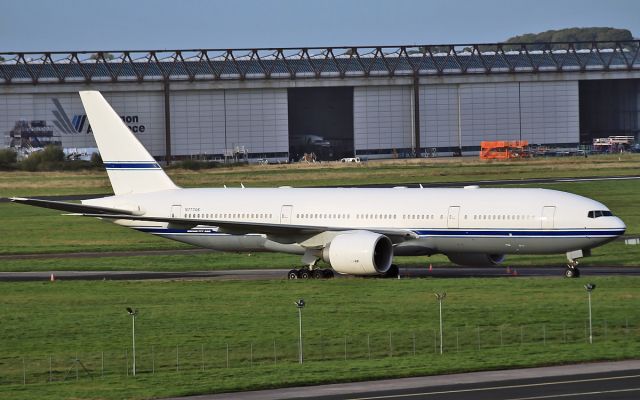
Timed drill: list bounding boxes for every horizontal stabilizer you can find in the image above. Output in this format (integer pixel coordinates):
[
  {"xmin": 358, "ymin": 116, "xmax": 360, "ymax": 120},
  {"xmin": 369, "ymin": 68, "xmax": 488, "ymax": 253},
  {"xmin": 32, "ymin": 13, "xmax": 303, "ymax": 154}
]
[{"xmin": 10, "ymin": 197, "xmax": 138, "ymax": 215}]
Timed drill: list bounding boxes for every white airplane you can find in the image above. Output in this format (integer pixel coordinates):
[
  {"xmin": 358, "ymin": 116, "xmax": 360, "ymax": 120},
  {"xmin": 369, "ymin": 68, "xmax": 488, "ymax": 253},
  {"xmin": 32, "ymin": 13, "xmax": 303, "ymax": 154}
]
[{"xmin": 12, "ymin": 91, "xmax": 626, "ymax": 279}]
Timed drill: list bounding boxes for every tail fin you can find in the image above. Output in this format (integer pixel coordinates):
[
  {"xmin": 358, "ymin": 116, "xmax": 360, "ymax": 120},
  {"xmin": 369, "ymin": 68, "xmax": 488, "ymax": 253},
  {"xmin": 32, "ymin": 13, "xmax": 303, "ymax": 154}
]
[{"xmin": 79, "ymin": 91, "xmax": 178, "ymax": 195}]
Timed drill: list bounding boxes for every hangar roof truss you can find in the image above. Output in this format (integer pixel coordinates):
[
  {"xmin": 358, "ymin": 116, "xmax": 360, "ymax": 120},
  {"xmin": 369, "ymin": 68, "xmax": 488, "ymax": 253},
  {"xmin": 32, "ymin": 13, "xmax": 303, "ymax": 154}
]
[{"xmin": 0, "ymin": 41, "xmax": 638, "ymax": 84}]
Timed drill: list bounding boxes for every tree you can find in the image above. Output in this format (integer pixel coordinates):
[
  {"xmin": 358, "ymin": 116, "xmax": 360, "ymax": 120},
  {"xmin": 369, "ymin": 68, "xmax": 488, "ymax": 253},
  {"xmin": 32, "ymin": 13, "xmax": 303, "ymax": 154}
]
[
  {"xmin": 90, "ymin": 152, "xmax": 103, "ymax": 168},
  {"xmin": 504, "ymin": 27, "xmax": 635, "ymax": 50},
  {"xmin": 20, "ymin": 145, "xmax": 65, "ymax": 171},
  {"xmin": 0, "ymin": 148, "xmax": 17, "ymax": 170},
  {"xmin": 90, "ymin": 52, "xmax": 115, "ymax": 61}
]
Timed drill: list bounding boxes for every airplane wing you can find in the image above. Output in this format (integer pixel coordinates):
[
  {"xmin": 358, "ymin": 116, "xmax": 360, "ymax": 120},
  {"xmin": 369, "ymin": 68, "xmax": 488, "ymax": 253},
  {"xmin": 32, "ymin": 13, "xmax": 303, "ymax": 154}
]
[
  {"xmin": 72, "ymin": 213, "xmax": 419, "ymax": 243},
  {"xmin": 10, "ymin": 197, "xmax": 140, "ymax": 215},
  {"xmin": 10, "ymin": 197, "xmax": 418, "ymax": 244}
]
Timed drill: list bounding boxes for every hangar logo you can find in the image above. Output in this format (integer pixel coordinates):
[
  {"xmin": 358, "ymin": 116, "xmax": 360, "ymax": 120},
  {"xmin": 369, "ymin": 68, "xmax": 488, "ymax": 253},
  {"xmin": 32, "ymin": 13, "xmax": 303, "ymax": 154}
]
[{"xmin": 51, "ymin": 98, "xmax": 146, "ymax": 134}]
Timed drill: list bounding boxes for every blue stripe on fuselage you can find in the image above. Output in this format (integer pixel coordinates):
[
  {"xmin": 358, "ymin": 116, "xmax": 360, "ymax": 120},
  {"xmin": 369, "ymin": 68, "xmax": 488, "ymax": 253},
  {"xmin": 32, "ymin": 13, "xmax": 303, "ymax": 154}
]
[
  {"xmin": 136, "ymin": 227, "xmax": 220, "ymax": 234},
  {"xmin": 133, "ymin": 227, "xmax": 624, "ymax": 238},
  {"xmin": 413, "ymin": 229, "xmax": 625, "ymax": 237},
  {"xmin": 104, "ymin": 162, "xmax": 160, "ymax": 169}
]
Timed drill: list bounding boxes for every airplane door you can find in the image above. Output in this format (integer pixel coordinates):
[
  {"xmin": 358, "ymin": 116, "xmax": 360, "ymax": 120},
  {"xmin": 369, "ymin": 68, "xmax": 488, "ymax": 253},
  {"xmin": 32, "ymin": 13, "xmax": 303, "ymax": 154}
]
[
  {"xmin": 280, "ymin": 205, "xmax": 293, "ymax": 224},
  {"xmin": 541, "ymin": 206, "xmax": 555, "ymax": 229},
  {"xmin": 171, "ymin": 205, "xmax": 182, "ymax": 218},
  {"xmin": 447, "ymin": 206, "xmax": 460, "ymax": 228}
]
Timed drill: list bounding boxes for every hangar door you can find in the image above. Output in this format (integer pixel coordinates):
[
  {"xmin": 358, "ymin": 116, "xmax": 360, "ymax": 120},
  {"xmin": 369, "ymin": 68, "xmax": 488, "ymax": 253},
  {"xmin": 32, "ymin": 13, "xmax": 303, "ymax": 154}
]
[
  {"xmin": 288, "ymin": 87, "xmax": 353, "ymax": 161},
  {"xmin": 354, "ymin": 86, "xmax": 413, "ymax": 157},
  {"xmin": 579, "ymin": 79, "xmax": 639, "ymax": 143}
]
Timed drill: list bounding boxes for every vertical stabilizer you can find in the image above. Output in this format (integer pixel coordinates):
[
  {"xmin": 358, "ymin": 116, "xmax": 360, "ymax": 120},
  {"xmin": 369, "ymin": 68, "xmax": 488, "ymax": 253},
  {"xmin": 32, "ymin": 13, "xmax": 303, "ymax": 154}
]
[{"xmin": 79, "ymin": 91, "xmax": 178, "ymax": 195}]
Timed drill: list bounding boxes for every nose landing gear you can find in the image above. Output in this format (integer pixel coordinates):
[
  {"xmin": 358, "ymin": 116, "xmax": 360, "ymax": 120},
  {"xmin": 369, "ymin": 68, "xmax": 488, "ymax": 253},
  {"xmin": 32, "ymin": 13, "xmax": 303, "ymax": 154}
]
[
  {"xmin": 564, "ymin": 260, "xmax": 580, "ymax": 278},
  {"xmin": 564, "ymin": 249, "xmax": 590, "ymax": 278}
]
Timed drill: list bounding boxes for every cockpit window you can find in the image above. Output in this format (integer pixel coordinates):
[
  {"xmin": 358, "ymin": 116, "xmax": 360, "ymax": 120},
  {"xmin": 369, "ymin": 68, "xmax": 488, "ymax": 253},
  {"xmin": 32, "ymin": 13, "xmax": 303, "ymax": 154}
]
[{"xmin": 588, "ymin": 210, "xmax": 613, "ymax": 218}]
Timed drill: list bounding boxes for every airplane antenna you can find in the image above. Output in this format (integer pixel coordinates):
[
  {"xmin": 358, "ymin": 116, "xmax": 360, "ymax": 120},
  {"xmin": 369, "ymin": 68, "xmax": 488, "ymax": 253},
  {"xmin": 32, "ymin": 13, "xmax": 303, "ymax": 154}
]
[
  {"xmin": 241, "ymin": 183, "xmax": 245, "ymax": 188},
  {"xmin": 419, "ymin": 184, "xmax": 424, "ymax": 189},
  {"xmin": 224, "ymin": 184, "xmax": 227, "ymax": 189}
]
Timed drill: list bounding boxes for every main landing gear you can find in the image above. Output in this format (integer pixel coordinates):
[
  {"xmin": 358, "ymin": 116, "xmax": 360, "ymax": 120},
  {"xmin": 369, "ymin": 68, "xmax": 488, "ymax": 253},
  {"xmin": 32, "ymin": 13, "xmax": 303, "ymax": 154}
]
[
  {"xmin": 289, "ymin": 251, "xmax": 335, "ymax": 280},
  {"xmin": 287, "ymin": 268, "xmax": 334, "ymax": 280},
  {"xmin": 564, "ymin": 261, "xmax": 580, "ymax": 278},
  {"xmin": 384, "ymin": 264, "xmax": 399, "ymax": 278}
]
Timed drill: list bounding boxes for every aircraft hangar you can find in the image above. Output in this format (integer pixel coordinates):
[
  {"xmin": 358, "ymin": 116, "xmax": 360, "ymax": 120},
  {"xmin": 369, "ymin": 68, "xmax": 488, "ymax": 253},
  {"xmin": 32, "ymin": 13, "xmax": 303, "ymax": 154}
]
[{"xmin": 0, "ymin": 41, "xmax": 639, "ymax": 162}]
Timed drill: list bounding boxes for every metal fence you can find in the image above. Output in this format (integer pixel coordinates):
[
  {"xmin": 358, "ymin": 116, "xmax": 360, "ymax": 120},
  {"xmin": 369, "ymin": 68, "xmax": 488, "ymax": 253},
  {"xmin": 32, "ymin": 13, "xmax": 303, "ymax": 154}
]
[{"xmin": 1, "ymin": 318, "xmax": 638, "ymax": 386}]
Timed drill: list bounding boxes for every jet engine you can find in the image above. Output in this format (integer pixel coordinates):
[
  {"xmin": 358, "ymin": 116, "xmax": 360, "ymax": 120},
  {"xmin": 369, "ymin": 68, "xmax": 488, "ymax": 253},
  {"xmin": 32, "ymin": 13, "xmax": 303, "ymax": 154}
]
[
  {"xmin": 446, "ymin": 253, "xmax": 506, "ymax": 267},
  {"xmin": 322, "ymin": 231, "xmax": 393, "ymax": 275}
]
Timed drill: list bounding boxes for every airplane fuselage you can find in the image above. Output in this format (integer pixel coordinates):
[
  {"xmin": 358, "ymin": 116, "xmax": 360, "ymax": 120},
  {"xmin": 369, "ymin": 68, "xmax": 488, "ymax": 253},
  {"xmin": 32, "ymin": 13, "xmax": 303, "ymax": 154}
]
[{"xmin": 86, "ymin": 186, "xmax": 625, "ymax": 258}]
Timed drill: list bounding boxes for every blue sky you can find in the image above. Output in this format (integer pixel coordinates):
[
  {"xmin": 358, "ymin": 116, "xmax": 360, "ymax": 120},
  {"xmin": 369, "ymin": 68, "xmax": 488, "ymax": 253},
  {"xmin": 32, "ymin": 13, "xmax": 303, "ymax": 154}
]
[{"xmin": 2, "ymin": 0, "xmax": 639, "ymax": 52}]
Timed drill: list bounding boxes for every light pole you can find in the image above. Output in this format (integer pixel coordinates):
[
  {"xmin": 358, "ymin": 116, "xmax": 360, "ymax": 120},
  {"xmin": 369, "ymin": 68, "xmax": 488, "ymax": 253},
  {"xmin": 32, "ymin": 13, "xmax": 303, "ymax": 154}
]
[
  {"xmin": 295, "ymin": 299, "xmax": 305, "ymax": 364},
  {"xmin": 434, "ymin": 292, "xmax": 446, "ymax": 355},
  {"xmin": 584, "ymin": 284, "xmax": 596, "ymax": 344},
  {"xmin": 126, "ymin": 307, "xmax": 138, "ymax": 376}
]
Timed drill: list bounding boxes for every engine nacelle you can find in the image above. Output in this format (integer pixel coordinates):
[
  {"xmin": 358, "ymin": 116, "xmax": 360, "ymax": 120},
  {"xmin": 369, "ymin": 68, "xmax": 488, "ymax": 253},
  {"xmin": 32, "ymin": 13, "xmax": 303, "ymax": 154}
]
[
  {"xmin": 322, "ymin": 231, "xmax": 393, "ymax": 275},
  {"xmin": 446, "ymin": 253, "xmax": 506, "ymax": 267}
]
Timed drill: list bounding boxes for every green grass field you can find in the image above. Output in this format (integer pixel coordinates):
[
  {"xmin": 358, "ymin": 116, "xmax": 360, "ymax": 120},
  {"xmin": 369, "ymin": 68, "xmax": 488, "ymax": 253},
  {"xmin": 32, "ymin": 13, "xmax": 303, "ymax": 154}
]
[
  {"xmin": 1, "ymin": 277, "xmax": 639, "ymax": 399},
  {"xmin": 1, "ymin": 153, "xmax": 639, "ymax": 197}
]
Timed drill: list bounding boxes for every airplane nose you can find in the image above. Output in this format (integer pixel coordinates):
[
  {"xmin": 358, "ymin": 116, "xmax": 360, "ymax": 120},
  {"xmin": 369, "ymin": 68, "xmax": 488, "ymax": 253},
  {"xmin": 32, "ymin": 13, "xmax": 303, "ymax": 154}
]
[{"xmin": 613, "ymin": 217, "xmax": 626, "ymax": 233}]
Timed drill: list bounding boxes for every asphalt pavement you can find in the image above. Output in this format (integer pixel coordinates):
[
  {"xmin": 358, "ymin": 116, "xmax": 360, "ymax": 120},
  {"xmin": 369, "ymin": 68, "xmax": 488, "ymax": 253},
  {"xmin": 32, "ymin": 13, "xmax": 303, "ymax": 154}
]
[
  {"xmin": 1, "ymin": 266, "xmax": 640, "ymax": 281},
  {"xmin": 162, "ymin": 360, "xmax": 640, "ymax": 400}
]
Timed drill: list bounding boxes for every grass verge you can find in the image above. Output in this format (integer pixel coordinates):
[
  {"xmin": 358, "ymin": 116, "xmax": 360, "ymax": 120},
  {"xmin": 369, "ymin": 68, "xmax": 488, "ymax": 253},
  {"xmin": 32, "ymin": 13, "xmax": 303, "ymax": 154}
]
[
  {"xmin": 1, "ymin": 154, "xmax": 639, "ymax": 197},
  {"xmin": 0, "ymin": 277, "xmax": 639, "ymax": 399}
]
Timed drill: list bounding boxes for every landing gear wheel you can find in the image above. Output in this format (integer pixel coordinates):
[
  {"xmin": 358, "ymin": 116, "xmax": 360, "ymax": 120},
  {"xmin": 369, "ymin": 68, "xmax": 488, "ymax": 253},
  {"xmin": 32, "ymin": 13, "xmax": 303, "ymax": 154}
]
[
  {"xmin": 323, "ymin": 269, "xmax": 334, "ymax": 278},
  {"xmin": 564, "ymin": 266, "xmax": 580, "ymax": 278},
  {"xmin": 288, "ymin": 267, "xmax": 334, "ymax": 280},
  {"xmin": 384, "ymin": 264, "xmax": 399, "ymax": 278}
]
